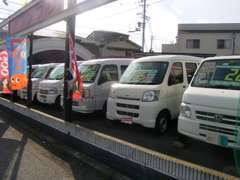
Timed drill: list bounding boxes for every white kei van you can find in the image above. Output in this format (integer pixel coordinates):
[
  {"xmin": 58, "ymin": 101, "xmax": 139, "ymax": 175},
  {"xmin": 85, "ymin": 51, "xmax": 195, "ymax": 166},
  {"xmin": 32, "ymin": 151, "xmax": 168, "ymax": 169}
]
[
  {"xmin": 19, "ymin": 63, "xmax": 58, "ymax": 101},
  {"xmin": 178, "ymin": 56, "xmax": 240, "ymax": 148},
  {"xmin": 107, "ymin": 55, "xmax": 202, "ymax": 133},
  {"xmin": 17, "ymin": 64, "xmax": 39, "ymax": 97},
  {"xmin": 37, "ymin": 61, "xmax": 83, "ymax": 106},
  {"xmin": 71, "ymin": 58, "xmax": 133, "ymax": 113}
]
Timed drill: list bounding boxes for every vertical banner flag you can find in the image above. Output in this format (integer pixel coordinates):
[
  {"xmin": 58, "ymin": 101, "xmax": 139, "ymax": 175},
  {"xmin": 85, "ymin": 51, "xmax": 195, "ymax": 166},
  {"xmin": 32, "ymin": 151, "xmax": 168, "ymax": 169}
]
[
  {"xmin": 0, "ymin": 50, "xmax": 11, "ymax": 93},
  {"xmin": 6, "ymin": 35, "xmax": 28, "ymax": 90},
  {"xmin": 69, "ymin": 34, "xmax": 83, "ymax": 100}
]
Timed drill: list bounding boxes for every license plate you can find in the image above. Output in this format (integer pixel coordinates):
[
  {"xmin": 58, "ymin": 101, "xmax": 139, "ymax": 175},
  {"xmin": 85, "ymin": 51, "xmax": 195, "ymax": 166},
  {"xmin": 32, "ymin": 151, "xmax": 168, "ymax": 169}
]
[
  {"xmin": 206, "ymin": 132, "xmax": 218, "ymax": 144},
  {"xmin": 120, "ymin": 117, "xmax": 133, "ymax": 124}
]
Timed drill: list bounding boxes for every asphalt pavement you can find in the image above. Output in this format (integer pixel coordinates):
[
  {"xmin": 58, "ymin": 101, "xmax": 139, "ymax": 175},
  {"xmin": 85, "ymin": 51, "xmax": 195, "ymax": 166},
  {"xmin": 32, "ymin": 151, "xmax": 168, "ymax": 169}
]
[{"xmin": 0, "ymin": 107, "xmax": 114, "ymax": 180}]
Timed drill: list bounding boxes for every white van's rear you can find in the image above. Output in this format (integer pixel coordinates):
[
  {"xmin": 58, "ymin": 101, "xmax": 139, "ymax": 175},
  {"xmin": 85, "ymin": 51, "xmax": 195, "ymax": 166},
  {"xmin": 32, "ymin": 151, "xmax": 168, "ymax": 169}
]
[
  {"xmin": 178, "ymin": 56, "xmax": 240, "ymax": 148},
  {"xmin": 71, "ymin": 58, "xmax": 133, "ymax": 113},
  {"xmin": 107, "ymin": 55, "xmax": 202, "ymax": 133}
]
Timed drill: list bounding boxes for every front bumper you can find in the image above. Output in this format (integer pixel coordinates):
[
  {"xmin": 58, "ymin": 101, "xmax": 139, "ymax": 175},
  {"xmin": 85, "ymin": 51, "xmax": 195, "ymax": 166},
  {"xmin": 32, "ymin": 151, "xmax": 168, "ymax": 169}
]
[
  {"xmin": 72, "ymin": 98, "xmax": 95, "ymax": 113},
  {"xmin": 19, "ymin": 89, "xmax": 37, "ymax": 100},
  {"xmin": 107, "ymin": 97, "xmax": 161, "ymax": 128},
  {"xmin": 178, "ymin": 113, "xmax": 240, "ymax": 149},
  {"xmin": 37, "ymin": 93, "xmax": 58, "ymax": 104}
]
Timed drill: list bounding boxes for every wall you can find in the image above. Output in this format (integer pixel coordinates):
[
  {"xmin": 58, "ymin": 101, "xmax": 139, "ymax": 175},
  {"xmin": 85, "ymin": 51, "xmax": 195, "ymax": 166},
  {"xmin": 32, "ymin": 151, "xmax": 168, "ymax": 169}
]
[{"xmin": 162, "ymin": 32, "xmax": 240, "ymax": 56}]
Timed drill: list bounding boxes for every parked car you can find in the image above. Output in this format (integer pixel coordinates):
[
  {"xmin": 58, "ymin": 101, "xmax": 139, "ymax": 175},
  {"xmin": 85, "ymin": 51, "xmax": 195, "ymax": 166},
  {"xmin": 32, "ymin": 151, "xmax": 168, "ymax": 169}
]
[
  {"xmin": 69, "ymin": 58, "xmax": 134, "ymax": 113},
  {"xmin": 37, "ymin": 61, "xmax": 83, "ymax": 107},
  {"xmin": 19, "ymin": 63, "xmax": 59, "ymax": 101},
  {"xmin": 107, "ymin": 55, "xmax": 202, "ymax": 133},
  {"xmin": 178, "ymin": 56, "xmax": 240, "ymax": 148}
]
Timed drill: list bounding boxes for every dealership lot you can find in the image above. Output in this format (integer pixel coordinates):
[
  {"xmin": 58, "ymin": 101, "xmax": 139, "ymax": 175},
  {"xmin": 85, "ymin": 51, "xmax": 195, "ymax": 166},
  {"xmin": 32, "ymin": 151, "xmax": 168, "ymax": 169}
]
[{"xmin": 3, "ymin": 95, "xmax": 237, "ymax": 177}]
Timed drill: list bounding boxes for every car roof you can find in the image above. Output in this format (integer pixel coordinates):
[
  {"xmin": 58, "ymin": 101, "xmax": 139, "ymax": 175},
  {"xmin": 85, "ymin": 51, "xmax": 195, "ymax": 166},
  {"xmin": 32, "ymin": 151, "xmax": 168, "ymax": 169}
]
[
  {"xmin": 134, "ymin": 55, "xmax": 203, "ymax": 63},
  {"xmin": 202, "ymin": 55, "xmax": 240, "ymax": 62},
  {"xmin": 80, "ymin": 58, "xmax": 134, "ymax": 65},
  {"xmin": 36, "ymin": 63, "xmax": 60, "ymax": 68}
]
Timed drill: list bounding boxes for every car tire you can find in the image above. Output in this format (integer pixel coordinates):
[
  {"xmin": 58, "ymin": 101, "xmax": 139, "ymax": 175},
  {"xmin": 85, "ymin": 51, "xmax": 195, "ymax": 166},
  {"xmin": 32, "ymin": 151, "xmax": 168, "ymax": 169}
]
[
  {"xmin": 55, "ymin": 96, "xmax": 61, "ymax": 109},
  {"xmin": 155, "ymin": 111, "xmax": 169, "ymax": 134}
]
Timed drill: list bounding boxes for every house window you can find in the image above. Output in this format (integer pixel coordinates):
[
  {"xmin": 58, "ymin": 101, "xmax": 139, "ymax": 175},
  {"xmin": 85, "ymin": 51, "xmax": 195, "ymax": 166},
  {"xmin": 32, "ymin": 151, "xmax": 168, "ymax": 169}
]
[
  {"xmin": 186, "ymin": 39, "xmax": 200, "ymax": 49},
  {"xmin": 217, "ymin": 39, "xmax": 232, "ymax": 49}
]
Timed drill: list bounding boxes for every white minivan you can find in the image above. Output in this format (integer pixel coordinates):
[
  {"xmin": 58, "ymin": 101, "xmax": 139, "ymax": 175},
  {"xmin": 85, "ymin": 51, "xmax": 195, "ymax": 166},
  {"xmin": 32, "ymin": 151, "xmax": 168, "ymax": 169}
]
[
  {"xmin": 37, "ymin": 61, "xmax": 83, "ymax": 107},
  {"xmin": 178, "ymin": 56, "xmax": 240, "ymax": 148},
  {"xmin": 19, "ymin": 63, "xmax": 58, "ymax": 101},
  {"xmin": 71, "ymin": 58, "xmax": 133, "ymax": 113},
  {"xmin": 107, "ymin": 55, "xmax": 202, "ymax": 133}
]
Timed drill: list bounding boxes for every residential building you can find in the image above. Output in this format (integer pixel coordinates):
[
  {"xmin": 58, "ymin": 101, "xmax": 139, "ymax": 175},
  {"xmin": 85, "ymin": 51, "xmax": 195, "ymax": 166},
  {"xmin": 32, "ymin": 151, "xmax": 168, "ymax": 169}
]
[
  {"xmin": 87, "ymin": 30, "xmax": 141, "ymax": 58},
  {"xmin": 162, "ymin": 23, "xmax": 240, "ymax": 57}
]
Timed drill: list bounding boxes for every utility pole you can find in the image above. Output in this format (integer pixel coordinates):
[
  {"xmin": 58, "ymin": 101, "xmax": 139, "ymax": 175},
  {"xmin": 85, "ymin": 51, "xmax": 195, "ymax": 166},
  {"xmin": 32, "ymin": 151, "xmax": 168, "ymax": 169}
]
[
  {"xmin": 150, "ymin": 35, "xmax": 154, "ymax": 52},
  {"xmin": 142, "ymin": 0, "xmax": 146, "ymax": 52},
  {"xmin": 64, "ymin": 0, "xmax": 76, "ymax": 122}
]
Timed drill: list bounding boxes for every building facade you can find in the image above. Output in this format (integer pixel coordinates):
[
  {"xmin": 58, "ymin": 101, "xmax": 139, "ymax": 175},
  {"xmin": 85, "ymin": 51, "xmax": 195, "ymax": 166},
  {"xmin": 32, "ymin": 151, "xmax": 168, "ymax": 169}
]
[
  {"xmin": 87, "ymin": 31, "xmax": 141, "ymax": 58},
  {"xmin": 162, "ymin": 23, "xmax": 240, "ymax": 57}
]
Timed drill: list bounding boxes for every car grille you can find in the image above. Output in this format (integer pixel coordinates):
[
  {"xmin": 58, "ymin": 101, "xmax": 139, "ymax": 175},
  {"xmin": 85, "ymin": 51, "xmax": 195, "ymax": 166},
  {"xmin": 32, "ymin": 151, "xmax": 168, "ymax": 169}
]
[
  {"xmin": 199, "ymin": 124, "xmax": 237, "ymax": 136},
  {"xmin": 117, "ymin": 111, "xmax": 139, "ymax": 118},
  {"xmin": 116, "ymin": 103, "xmax": 139, "ymax": 110},
  {"xmin": 117, "ymin": 96, "xmax": 140, "ymax": 101},
  {"xmin": 39, "ymin": 89, "xmax": 48, "ymax": 94},
  {"xmin": 195, "ymin": 111, "xmax": 240, "ymax": 126}
]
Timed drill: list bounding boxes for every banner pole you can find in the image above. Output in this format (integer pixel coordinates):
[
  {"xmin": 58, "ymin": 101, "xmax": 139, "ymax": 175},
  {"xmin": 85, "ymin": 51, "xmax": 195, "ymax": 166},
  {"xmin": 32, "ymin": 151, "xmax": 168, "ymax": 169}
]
[
  {"xmin": 27, "ymin": 33, "xmax": 33, "ymax": 107},
  {"xmin": 64, "ymin": 0, "xmax": 76, "ymax": 122}
]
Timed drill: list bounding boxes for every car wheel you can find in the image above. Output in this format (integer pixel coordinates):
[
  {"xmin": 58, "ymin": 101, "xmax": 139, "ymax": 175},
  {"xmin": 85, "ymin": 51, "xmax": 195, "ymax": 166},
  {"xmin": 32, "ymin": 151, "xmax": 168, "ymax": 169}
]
[
  {"xmin": 55, "ymin": 96, "xmax": 61, "ymax": 109},
  {"xmin": 155, "ymin": 111, "xmax": 169, "ymax": 134}
]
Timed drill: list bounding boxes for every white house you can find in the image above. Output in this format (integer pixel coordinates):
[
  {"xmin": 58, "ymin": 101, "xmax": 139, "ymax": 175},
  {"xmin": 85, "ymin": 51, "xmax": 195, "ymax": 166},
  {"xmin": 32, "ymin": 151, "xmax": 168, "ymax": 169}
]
[{"xmin": 162, "ymin": 23, "xmax": 240, "ymax": 57}]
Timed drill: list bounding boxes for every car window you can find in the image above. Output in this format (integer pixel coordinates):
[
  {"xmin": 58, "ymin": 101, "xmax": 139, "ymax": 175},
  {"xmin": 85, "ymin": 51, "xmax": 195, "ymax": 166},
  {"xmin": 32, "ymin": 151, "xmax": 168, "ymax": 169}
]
[
  {"xmin": 168, "ymin": 62, "xmax": 183, "ymax": 85},
  {"xmin": 120, "ymin": 62, "xmax": 169, "ymax": 85},
  {"xmin": 98, "ymin": 65, "xmax": 118, "ymax": 84},
  {"xmin": 185, "ymin": 63, "xmax": 197, "ymax": 83},
  {"xmin": 120, "ymin": 65, "xmax": 128, "ymax": 75}
]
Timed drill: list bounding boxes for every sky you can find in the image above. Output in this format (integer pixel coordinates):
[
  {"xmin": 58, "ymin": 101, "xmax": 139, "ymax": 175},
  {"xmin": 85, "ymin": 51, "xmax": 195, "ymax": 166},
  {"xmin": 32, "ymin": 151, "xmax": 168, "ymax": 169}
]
[{"xmin": 1, "ymin": 0, "xmax": 240, "ymax": 52}]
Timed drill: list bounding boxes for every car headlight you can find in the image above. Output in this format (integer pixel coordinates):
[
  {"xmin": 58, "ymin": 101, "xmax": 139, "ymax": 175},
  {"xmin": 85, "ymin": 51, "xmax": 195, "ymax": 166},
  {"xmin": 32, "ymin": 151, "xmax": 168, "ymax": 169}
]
[
  {"xmin": 48, "ymin": 88, "xmax": 58, "ymax": 94},
  {"xmin": 142, "ymin": 90, "xmax": 159, "ymax": 102},
  {"xmin": 180, "ymin": 103, "xmax": 192, "ymax": 118}
]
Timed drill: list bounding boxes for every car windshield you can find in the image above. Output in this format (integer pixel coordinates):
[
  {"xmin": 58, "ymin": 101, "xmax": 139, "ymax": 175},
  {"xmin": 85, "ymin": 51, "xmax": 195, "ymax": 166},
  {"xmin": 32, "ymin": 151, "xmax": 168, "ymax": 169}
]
[
  {"xmin": 192, "ymin": 59, "xmax": 240, "ymax": 90},
  {"xmin": 78, "ymin": 64, "xmax": 100, "ymax": 83},
  {"xmin": 47, "ymin": 65, "xmax": 64, "ymax": 80},
  {"xmin": 31, "ymin": 66, "xmax": 49, "ymax": 79},
  {"xmin": 120, "ymin": 62, "xmax": 169, "ymax": 85}
]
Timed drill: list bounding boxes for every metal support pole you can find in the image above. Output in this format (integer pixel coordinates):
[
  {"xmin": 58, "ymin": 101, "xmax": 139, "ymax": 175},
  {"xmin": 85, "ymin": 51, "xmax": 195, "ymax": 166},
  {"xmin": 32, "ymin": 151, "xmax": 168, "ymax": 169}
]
[
  {"xmin": 64, "ymin": 0, "xmax": 76, "ymax": 122},
  {"xmin": 141, "ymin": 0, "xmax": 146, "ymax": 52},
  {"xmin": 11, "ymin": 90, "xmax": 17, "ymax": 102},
  {"xmin": 27, "ymin": 33, "xmax": 33, "ymax": 107}
]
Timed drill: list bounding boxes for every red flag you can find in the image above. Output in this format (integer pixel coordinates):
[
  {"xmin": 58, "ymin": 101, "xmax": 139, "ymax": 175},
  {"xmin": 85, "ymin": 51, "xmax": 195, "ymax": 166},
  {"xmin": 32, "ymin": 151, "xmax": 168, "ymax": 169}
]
[
  {"xmin": 0, "ymin": 50, "xmax": 11, "ymax": 94},
  {"xmin": 69, "ymin": 34, "xmax": 83, "ymax": 100}
]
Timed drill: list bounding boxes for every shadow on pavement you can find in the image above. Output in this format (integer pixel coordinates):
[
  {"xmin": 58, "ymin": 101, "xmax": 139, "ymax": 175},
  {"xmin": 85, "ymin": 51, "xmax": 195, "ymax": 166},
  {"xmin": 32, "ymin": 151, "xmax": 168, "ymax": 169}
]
[{"xmin": 0, "ymin": 135, "xmax": 27, "ymax": 180}]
